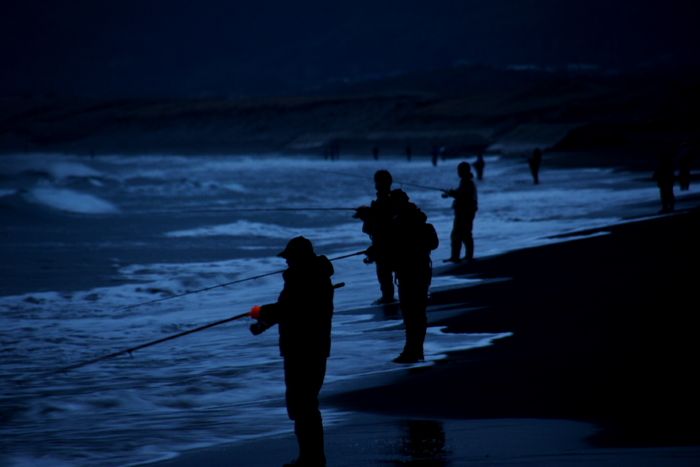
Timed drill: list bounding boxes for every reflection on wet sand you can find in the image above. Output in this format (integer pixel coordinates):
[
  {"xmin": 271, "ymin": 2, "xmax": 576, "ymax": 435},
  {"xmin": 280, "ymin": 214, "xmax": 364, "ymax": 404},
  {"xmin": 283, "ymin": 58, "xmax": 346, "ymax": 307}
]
[{"xmin": 390, "ymin": 420, "xmax": 448, "ymax": 466}]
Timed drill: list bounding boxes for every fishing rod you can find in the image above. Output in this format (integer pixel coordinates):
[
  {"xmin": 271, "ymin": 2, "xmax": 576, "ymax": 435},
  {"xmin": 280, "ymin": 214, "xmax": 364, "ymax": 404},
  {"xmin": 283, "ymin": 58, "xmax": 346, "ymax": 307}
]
[
  {"xmin": 16, "ymin": 282, "xmax": 346, "ymax": 384},
  {"xmin": 159, "ymin": 207, "xmax": 358, "ymax": 214},
  {"xmin": 314, "ymin": 168, "xmax": 447, "ymax": 193},
  {"xmin": 116, "ymin": 249, "xmax": 367, "ymax": 312}
]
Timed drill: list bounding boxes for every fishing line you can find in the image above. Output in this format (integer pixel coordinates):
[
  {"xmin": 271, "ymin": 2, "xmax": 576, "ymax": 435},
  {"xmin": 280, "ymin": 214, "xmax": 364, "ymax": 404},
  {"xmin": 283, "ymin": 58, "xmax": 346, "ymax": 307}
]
[
  {"xmin": 314, "ymin": 168, "xmax": 447, "ymax": 193},
  {"xmin": 115, "ymin": 249, "xmax": 367, "ymax": 312},
  {"xmin": 155, "ymin": 207, "xmax": 358, "ymax": 214},
  {"xmin": 14, "ymin": 282, "xmax": 346, "ymax": 384}
]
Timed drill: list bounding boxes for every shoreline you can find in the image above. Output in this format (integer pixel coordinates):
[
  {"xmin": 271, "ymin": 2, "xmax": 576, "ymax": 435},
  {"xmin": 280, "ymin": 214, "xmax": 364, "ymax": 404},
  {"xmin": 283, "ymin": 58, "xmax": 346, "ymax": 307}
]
[
  {"xmin": 142, "ymin": 194, "xmax": 700, "ymax": 465},
  {"xmin": 141, "ymin": 414, "xmax": 700, "ymax": 467}
]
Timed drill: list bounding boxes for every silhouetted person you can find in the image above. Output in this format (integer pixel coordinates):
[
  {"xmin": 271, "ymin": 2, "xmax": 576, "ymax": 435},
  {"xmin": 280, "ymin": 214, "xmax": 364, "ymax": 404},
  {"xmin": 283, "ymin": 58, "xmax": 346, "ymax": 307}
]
[
  {"xmin": 384, "ymin": 190, "xmax": 438, "ymax": 363},
  {"xmin": 329, "ymin": 140, "xmax": 339, "ymax": 160},
  {"xmin": 528, "ymin": 148, "xmax": 542, "ymax": 184},
  {"xmin": 431, "ymin": 145, "xmax": 439, "ymax": 166},
  {"xmin": 354, "ymin": 170, "xmax": 404, "ymax": 305},
  {"xmin": 405, "ymin": 145, "xmax": 412, "ymax": 161},
  {"xmin": 473, "ymin": 153, "xmax": 485, "ymax": 180},
  {"xmin": 676, "ymin": 142, "xmax": 693, "ymax": 191},
  {"xmin": 373, "ymin": 146, "xmax": 379, "ymax": 160},
  {"xmin": 443, "ymin": 162, "xmax": 478, "ymax": 262},
  {"xmin": 249, "ymin": 236, "xmax": 334, "ymax": 467},
  {"xmin": 653, "ymin": 154, "xmax": 675, "ymax": 213}
]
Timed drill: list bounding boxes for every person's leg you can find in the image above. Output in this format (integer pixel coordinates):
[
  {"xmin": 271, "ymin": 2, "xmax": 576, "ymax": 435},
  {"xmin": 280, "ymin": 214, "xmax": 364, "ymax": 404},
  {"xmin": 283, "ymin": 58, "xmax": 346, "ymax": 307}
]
[
  {"xmin": 660, "ymin": 185, "xmax": 675, "ymax": 212},
  {"xmin": 449, "ymin": 219, "xmax": 462, "ymax": 261},
  {"xmin": 284, "ymin": 357, "xmax": 328, "ymax": 465},
  {"xmin": 396, "ymin": 280, "xmax": 429, "ymax": 362},
  {"xmin": 375, "ymin": 258, "xmax": 395, "ymax": 302},
  {"xmin": 462, "ymin": 213, "xmax": 475, "ymax": 260}
]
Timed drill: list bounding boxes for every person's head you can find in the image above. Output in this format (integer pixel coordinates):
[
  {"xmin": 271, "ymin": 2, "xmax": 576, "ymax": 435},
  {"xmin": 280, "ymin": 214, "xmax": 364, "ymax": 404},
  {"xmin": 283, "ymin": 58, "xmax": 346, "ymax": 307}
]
[
  {"xmin": 390, "ymin": 189, "xmax": 411, "ymax": 213},
  {"xmin": 457, "ymin": 162, "xmax": 472, "ymax": 179},
  {"xmin": 374, "ymin": 170, "xmax": 393, "ymax": 194},
  {"xmin": 278, "ymin": 236, "xmax": 315, "ymax": 265}
]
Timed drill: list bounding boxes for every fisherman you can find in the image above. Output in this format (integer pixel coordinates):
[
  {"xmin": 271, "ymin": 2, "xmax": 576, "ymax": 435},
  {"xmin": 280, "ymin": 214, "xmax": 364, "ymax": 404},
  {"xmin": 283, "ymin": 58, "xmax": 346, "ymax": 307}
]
[
  {"xmin": 431, "ymin": 145, "xmax": 439, "ymax": 166},
  {"xmin": 443, "ymin": 162, "xmax": 478, "ymax": 263},
  {"xmin": 676, "ymin": 142, "xmax": 693, "ymax": 191},
  {"xmin": 528, "ymin": 148, "xmax": 543, "ymax": 184},
  {"xmin": 353, "ymin": 170, "xmax": 406, "ymax": 305},
  {"xmin": 653, "ymin": 153, "xmax": 675, "ymax": 213},
  {"xmin": 473, "ymin": 153, "xmax": 485, "ymax": 180},
  {"xmin": 377, "ymin": 190, "xmax": 438, "ymax": 363},
  {"xmin": 249, "ymin": 236, "xmax": 334, "ymax": 467}
]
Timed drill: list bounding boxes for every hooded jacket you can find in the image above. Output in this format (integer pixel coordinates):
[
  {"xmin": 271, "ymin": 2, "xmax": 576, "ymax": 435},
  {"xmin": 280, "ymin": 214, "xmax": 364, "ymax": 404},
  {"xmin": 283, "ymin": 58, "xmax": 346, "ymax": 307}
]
[
  {"xmin": 361, "ymin": 188, "xmax": 408, "ymax": 253},
  {"xmin": 258, "ymin": 255, "xmax": 335, "ymax": 358},
  {"xmin": 390, "ymin": 201, "xmax": 438, "ymax": 283}
]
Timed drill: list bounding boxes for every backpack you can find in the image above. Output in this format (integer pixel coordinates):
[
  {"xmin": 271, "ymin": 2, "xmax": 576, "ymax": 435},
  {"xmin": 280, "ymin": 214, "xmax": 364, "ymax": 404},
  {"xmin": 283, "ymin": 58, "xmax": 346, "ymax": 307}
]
[{"xmin": 423, "ymin": 222, "xmax": 439, "ymax": 251}]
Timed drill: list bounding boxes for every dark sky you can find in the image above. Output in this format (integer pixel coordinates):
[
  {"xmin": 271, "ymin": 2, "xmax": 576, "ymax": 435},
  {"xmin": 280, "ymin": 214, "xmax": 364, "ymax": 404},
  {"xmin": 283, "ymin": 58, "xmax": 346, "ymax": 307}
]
[{"xmin": 1, "ymin": 0, "xmax": 698, "ymax": 98}]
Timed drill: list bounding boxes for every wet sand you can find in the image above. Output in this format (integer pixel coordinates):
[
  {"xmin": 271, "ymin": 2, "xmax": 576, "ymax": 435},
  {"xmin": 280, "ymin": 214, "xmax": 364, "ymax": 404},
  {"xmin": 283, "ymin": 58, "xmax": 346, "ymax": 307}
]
[{"xmin": 143, "ymin": 174, "xmax": 700, "ymax": 465}]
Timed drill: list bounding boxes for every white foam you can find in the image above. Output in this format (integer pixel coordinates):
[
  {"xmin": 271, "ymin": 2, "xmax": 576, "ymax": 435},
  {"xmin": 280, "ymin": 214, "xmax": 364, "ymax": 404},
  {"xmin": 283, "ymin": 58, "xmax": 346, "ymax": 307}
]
[
  {"xmin": 24, "ymin": 188, "xmax": 119, "ymax": 213},
  {"xmin": 0, "ymin": 153, "xmax": 672, "ymax": 467},
  {"xmin": 45, "ymin": 162, "xmax": 104, "ymax": 180},
  {"xmin": 165, "ymin": 220, "xmax": 300, "ymax": 239},
  {"xmin": 0, "ymin": 154, "xmax": 104, "ymax": 179},
  {"xmin": 164, "ymin": 220, "xmax": 366, "ymax": 248}
]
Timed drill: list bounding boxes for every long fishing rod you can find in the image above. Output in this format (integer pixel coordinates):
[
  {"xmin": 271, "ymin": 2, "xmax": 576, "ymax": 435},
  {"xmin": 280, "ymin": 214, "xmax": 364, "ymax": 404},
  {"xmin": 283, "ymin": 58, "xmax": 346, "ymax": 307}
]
[
  {"xmin": 314, "ymin": 168, "xmax": 447, "ymax": 193},
  {"xmin": 160, "ymin": 207, "xmax": 358, "ymax": 214},
  {"xmin": 16, "ymin": 282, "xmax": 346, "ymax": 384},
  {"xmin": 116, "ymin": 249, "xmax": 367, "ymax": 312}
]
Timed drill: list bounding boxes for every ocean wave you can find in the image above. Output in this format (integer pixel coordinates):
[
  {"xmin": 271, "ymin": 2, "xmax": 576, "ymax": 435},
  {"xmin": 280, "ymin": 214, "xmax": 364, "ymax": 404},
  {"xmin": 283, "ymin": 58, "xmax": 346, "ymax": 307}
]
[
  {"xmin": 24, "ymin": 188, "xmax": 119, "ymax": 214},
  {"xmin": 163, "ymin": 220, "xmax": 366, "ymax": 247},
  {"xmin": 0, "ymin": 154, "xmax": 105, "ymax": 180}
]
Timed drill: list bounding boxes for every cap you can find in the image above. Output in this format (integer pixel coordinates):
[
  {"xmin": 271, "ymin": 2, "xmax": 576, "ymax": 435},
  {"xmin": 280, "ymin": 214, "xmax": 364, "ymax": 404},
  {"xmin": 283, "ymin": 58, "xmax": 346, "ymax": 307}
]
[{"xmin": 278, "ymin": 236, "xmax": 314, "ymax": 259}]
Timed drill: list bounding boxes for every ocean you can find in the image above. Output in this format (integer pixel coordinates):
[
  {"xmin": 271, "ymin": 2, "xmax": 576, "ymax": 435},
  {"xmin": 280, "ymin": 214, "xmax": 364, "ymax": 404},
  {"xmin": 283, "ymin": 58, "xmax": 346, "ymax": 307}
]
[{"xmin": 0, "ymin": 153, "xmax": 660, "ymax": 467}]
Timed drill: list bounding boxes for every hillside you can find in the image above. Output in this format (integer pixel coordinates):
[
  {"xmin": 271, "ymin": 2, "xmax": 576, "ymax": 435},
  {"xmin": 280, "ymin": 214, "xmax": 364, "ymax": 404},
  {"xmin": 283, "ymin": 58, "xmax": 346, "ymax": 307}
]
[{"xmin": 1, "ymin": 66, "xmax": 698, "ymax": 159}]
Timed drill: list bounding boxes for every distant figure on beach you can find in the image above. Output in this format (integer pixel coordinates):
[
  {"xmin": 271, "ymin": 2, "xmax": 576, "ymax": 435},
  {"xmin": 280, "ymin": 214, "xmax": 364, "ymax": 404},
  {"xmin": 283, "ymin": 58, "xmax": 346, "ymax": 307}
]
[
  {"xmin": 528, "ymin": 148, "xmax": 543, "ymax": 184},
  {"xmin": 373, "ymin": 146, "xmax": 379, "ymax": 160},
  {"xmin": 431, "ymin": 146, "xmax": 439, "ymax": 166},
  {"xmin": 443, "ymin": 162, "xmax": 478, "ymax": 262},
  {"xmin": 473, "ymin": 153, "xmax": 485, "ymax": 180},
  {"xmin": 379, "ymin": 189, "xmax": 438, "ymax": 363},
  {"xmin": 653, "ymin": 154, "xmax": 675, "ymax": 213},
  {"xmin": 353, "ymin": 170, "xmax": 403, "ymax": 305},
  {"xmin": 328, "ymin": 140, "xmax": 340, "ymax": 160},
  {"xmin": 676, "ymin": 142, "xmax": 693, "ymax": 191},
  {"xmin": 405, "ymin": 145, "xmax": 412, "ymax": 161},
  {"xmin": 248, "ymin": 236, "xmax": 334, "ymax": 467}
]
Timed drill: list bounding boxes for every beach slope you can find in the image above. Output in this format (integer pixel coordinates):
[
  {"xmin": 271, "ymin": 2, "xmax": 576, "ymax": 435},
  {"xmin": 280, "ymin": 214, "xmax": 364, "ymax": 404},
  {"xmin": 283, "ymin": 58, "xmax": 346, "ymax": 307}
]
[{"xmin": 146, "ymin": 204, "xmax": 700, "ymax": 466}]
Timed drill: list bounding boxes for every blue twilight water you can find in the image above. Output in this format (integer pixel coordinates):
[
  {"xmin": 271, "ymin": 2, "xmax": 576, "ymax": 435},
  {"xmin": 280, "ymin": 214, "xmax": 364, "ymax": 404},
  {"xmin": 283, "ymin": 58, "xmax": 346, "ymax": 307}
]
[{"xmin": 0, "ymin": 153, "xmax": 660, "ymax": 467}]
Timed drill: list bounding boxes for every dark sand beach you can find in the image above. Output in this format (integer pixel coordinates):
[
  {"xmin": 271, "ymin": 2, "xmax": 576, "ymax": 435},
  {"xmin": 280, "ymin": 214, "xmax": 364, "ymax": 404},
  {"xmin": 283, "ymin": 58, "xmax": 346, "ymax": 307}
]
[{"xmin": 143, "ymin": 171, "xmax": 700, "ymax": 466}]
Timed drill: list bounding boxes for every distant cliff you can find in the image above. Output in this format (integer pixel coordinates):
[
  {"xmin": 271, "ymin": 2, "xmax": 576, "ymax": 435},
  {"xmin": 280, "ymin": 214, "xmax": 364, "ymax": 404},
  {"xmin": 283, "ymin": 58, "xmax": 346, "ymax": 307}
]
[{"xmin": 1, "ymin": 67, "xmax": 697, "ymax": 157}]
